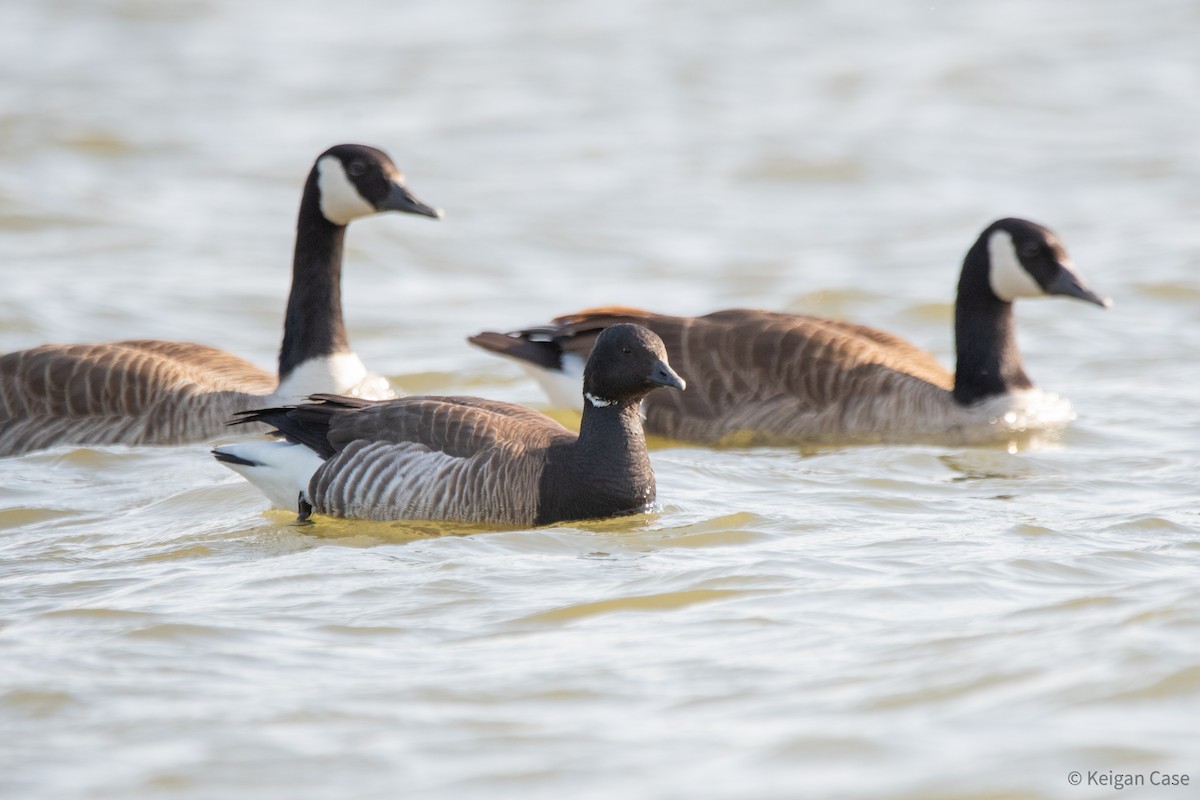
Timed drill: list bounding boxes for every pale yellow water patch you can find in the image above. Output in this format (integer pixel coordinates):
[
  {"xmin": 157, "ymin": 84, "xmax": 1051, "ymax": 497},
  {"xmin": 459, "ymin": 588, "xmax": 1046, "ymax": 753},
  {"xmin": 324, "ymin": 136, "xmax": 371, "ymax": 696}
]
[
  {"xmin": 1096, "ymin": 667, "xmax": 1200, "ymax": 703},
  {"xmin": 517, "ymin": 588, "xmax": 755, "ymax": 624},
  {"xmin": 1133, "ymin": 281, "xmax": 1200, "ymax": 301},
  {"xmin": 736, "ymin": 154, "xmax": 866, "ymax": 184},
  {"xmin": 273, "ymin": 512, "xmax": 499, "ymax": 544},
  {"xmin": 1, "ymin": 689, "xmax": 80, "ymax": 717},
  {"xmin": 390, "ymin": 369, "xmax": 513, "ymax": 394},
  {"xmin": 0, "ymin": 507, "xmax": 76, "ymax": 530}
]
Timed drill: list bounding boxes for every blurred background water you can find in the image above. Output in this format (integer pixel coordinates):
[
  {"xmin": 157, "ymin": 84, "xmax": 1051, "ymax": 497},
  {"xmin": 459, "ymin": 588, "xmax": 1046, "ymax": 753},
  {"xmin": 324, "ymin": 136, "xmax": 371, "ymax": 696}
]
[{"xmin": 1, "ymin": 0, "xmax": 1198, "ymax": 798}]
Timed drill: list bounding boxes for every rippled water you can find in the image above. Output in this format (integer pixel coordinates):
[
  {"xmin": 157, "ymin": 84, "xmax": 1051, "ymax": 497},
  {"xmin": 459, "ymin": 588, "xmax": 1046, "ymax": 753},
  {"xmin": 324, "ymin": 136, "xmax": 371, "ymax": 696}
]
[{"xmin": 2, "ymin": 0, "xmax": 1199, "ymax": 797}]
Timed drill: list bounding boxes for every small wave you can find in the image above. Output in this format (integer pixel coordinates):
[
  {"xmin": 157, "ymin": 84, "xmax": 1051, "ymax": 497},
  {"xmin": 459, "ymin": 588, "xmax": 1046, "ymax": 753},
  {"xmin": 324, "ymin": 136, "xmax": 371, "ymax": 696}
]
[{"xmin": 516, "ymin": 588, "xmax": 753, "ymax": 624}]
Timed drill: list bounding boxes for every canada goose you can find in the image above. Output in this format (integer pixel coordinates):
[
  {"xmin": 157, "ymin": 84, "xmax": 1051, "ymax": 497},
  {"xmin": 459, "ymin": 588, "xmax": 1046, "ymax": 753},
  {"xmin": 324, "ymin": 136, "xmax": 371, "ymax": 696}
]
[
  {"xmin": 0, "ymin": 144, "xmax": 441, "ymax": 457},
  {"xmin": 469, "ymin": 218, "xmax": 1110, "ymax": 446},
  {"xmin": 213, "ymin": 323, "xmax": 686, "ymax": 526}
]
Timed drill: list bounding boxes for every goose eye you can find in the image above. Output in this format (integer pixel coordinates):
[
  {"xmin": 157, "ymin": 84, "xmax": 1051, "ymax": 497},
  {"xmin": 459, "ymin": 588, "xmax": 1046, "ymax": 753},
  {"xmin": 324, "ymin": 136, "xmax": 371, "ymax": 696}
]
[
  {"xmin": 1019, "ymin": 243, "xmax": 1041, "ymax": 258},
  {"xmin": 347, "ymin": 160, "xmax": 366, "ymax": 177},
  {"xmin": 621, "ymin": 346, "xmax": 632, "ymax": 355}
]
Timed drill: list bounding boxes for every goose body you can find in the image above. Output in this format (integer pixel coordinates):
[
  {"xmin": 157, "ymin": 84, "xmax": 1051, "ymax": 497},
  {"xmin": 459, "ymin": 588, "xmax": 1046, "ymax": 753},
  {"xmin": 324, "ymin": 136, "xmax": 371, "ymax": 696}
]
[
  {"xmin": 469, "ymin": 219, "xmax": 1109, "ymax": 447},
  {"xmin": 0, "ymin": 144, "xmax": 440, "ymax": 457},
  {"xmin": 214, "ymin": 324, "xmax": 686, "ymax": 526}
]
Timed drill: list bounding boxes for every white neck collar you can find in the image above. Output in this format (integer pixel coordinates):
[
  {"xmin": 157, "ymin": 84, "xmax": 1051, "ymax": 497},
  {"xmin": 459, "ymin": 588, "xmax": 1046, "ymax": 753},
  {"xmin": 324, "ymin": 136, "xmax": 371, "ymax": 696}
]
[{"xmin": 585, "ymin": 392, "xmax": 615, "ymax": 408}]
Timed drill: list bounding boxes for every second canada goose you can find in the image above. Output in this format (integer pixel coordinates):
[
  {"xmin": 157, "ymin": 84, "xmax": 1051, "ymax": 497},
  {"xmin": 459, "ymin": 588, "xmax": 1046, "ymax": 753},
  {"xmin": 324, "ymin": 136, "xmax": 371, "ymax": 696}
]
[
  {"xmin": 213, "ymin": 324, "xmax": 686, "ymax": 526},
  {"xmin": 469, "ymin": 218, "xmax": 1110, "ymax": 446},
  {"xmin": 0, "ymin": 144, "xmax": 441, "ymax": 457}
]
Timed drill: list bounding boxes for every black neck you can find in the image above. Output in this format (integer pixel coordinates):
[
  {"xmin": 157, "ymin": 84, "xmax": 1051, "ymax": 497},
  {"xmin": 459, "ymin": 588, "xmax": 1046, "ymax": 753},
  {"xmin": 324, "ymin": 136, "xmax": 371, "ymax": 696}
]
[
  {"xmin": 953, "ymin": 238, "xmax": 1032, "ymax": 405},
  {"xmin": 535, "ymin": 400, "xmax": 655, "ymax": 525},
  {"xmin": 278, "ymin": 177, "xmax": 350, "ymax": 380}
]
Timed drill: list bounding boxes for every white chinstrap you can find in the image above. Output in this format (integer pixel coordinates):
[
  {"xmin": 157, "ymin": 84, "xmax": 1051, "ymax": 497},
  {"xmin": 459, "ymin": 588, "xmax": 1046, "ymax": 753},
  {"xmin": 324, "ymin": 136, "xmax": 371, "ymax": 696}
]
[
  {"xmin": 316, "ymin": 156, "xmax": 376, "ymax": 225},
  {"xmin": 987, "ymin": 229, "xmax": 1045, "ymax": 302}
]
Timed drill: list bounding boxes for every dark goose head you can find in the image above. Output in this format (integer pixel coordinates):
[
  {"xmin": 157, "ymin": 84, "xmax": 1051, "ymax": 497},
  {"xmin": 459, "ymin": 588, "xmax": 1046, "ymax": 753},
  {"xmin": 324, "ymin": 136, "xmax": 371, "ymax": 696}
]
[
  {"xmin": 582, "ymin": 323, "xmax": 686, "ymax": 408},
  {"xmin": 313, "ymin": 143, "xmax": 443, "ymax": 225},
  {"xmin": 536, "ymin": 323, "xmax": 684, "ymax": 525},
  {"xmin": 981, "ymin": 217, "xmax": 1110, "ymax": 308},
  {"xmin": 953, "ymin": 217, "xmax": 1109, "ymax": 405}
]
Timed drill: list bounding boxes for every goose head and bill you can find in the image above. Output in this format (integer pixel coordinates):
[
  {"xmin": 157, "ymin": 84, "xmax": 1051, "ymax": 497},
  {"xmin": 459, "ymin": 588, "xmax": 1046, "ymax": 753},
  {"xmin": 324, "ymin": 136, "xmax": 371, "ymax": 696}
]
[{"xmin": 952, "ymin": 218, "xmax": 1110, "ymax": 406}]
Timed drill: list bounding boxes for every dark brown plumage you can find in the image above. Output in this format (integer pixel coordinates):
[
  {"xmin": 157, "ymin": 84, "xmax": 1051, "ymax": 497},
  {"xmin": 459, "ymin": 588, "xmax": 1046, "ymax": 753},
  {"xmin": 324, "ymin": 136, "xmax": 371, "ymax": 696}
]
[
  {"xmin": 0, "ymin": 341, "xmax": 277, "ymax": 454},
  {"xmin": 213, "ymin": 324, "xmax": 686, "ymax": 526},
  {"xmin": 469, "ymin": 219, "xmax": 1109, "ymax": 446}
]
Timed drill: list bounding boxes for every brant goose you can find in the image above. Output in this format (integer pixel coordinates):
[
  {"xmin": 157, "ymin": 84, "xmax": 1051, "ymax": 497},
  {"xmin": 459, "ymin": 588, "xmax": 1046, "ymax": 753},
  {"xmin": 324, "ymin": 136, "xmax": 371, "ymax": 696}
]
[
  {"xmin": 0, "ymin": 144, "xmax": 441, "ymax": 456},
  {"xmin": 469, "ymin": 219, "xmax": 1109, "ymax": 446},
  {"xmin": 213, "ymin": 323, "xmax": 685, "ymax": 526}
]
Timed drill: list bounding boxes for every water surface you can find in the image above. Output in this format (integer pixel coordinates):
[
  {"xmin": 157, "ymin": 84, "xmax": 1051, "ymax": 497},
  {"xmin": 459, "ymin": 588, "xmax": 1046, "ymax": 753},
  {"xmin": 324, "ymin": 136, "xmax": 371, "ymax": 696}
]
[{"xmin": 2, "ymin": 1, "xmax": 1199, "ymax": 798}]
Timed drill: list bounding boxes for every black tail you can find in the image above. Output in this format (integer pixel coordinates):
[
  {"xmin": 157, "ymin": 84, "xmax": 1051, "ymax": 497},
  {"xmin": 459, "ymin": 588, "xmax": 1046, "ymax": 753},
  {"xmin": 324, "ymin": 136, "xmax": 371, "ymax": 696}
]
[
  {"xmin": 467, "ymin": 330, "xmax": 565, "ymax": 371},
  {"xmin": 229, "ymin": 394, "xmax": 381, "ymax": 459}
]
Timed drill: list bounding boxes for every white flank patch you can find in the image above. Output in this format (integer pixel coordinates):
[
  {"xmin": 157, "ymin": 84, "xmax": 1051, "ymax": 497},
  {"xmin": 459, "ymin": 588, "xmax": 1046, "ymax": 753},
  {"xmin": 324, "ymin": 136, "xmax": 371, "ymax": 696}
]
[
  {"xmin": 978, "ymin": 388, "xmax": 1075, "ymax": 432},
  {"xmin": 987, "ymin": 230, "xmax": 1045, "ymax": 302},
  {"xmin": 932, "ymin": 388, "xmax": 1077, "ymax": 449},
  {"xmin": 518, "ymin": 352, "xmax": 587, "ymax": 411},
  {"xmin": 316, "ymin": 155, "xmax": 376, "ymax": 225},
  {"xmin": 215, "ymin": 440, "xmax": 324, "ymax": 511},
  {"xmin": 274, "ymin": 352, "xmax": 386, "ymax": 404}
]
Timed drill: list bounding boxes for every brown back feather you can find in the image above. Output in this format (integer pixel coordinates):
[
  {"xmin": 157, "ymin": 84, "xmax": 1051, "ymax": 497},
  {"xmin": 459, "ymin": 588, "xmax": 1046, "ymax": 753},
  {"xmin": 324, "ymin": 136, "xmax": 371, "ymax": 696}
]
[
  {"xmin": 514, "ymin": 308, "xmax": 955, "ymax": 443},
  {"xmin": 0, "ymin": 340, "xmax": 277, "ymax": 454},
  {"xmin": 320, "ymin": 395, "xmax": 574, "ymax": 460},
  {"xmin": 295, "ymin": 395, "xmax": 576, "ymax": 525}
]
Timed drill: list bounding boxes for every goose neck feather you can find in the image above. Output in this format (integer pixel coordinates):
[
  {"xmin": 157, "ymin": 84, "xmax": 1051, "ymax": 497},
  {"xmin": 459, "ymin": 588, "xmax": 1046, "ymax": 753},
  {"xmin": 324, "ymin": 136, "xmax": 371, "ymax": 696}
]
[
  {"xmin": 278, "ymin": 177, "xmax": 351, "ymax": 380},
  {"xmin": 536, "ymin": 400, "xmax": 654, "ymax": 524},
  {"xmin": 953, "ymin": 235, "xmax": 1032, "ymax": 405}
]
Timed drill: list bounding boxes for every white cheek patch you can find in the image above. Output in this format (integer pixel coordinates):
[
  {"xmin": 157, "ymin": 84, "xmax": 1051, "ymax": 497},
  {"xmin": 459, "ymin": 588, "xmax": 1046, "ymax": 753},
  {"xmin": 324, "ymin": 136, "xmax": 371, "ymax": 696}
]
[
  {"xmin": 988, "ymin": 230, "xmax": 1045, "ymax": 302},
  {"xmin": 316, "ymin": 156, "xmax": 376, "ymax": 225}
]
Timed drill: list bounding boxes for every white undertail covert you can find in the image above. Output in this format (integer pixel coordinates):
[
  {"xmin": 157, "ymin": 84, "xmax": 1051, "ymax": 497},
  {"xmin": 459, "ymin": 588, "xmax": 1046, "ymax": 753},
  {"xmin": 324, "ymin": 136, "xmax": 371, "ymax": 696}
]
[{"xmin": 215, "ymin": 440, "xmax": 324, "ymax": 511}]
